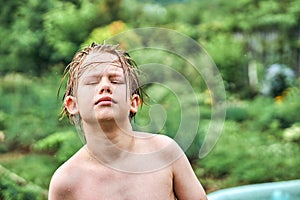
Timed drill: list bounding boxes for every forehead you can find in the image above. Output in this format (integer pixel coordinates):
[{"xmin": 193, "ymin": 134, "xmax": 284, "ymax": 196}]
[
  {"xmin": 84, "ymin": 52, "xmax": 119, "ymax": 63},
  {"xmin": 82, "ymin": 51, "xmax": 120, "ymax": 66},
  {"xmin": 80, "ymin": 52, "xmax": 124, "ymax": 75}
]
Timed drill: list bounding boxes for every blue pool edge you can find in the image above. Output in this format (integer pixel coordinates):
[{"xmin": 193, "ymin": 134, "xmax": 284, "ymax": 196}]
[{"xmin": 207, "ymin": 179, "xmax": 300, "ymax": 200}]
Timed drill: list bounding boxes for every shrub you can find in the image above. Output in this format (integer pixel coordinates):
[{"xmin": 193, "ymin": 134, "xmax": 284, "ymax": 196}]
[
  {"xmin": 200, "ymin": 120, "xmax": 300, "ymax": 188},
  {"xmin": 33, "ymin": 130, "xmax": 83, "ymax": 164},
  {"xmin": 275, "ymin": 87, "xmax": 300, "ymax": 128},
  {"xmin": 246, "ymin": 96, "xmax": 278, "ymax": 131},
  {"xmin": 0, "ymin": 111, "xmax": 7, "ymax": 131},
  {"xmin": 201, "ymin": 121, "xmax": 245, "ymax": 178},
  {"xmin": 0, "ymin": 165, "xmax": 47, "ymax": 200},
  {"xmin": 283, "ymin": 123, "xmax": 300, "ymax": 143},
  {"xmin": 0, "ymin": 73, "xmax": 62, "ymax": 151},
  {"xmin": 226, "ymin": 106, "xmax": 248, "ymax": 122}
]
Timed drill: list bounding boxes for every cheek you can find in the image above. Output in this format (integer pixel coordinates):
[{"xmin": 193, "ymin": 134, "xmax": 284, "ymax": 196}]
[
  {"xmin": 113, "ymin": 85, "xmax": 129, "ymax": 99},
  {"xmin": 76, "ymin": 87, "xmax": 95, "ymax": 107}
]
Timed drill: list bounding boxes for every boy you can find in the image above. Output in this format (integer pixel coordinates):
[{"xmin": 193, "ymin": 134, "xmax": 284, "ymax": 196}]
[{"xmin": 48, "ymin": 42, "xmax": 207, "ymax": 200}]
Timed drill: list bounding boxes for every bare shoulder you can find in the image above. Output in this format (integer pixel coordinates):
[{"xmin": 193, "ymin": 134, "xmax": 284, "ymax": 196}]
[
  {"xmin": 134, "ymin": 132, "xmax": 207, "ymax": 199},
  {"xmin": 48, "ymin": 147, "xmax": 87, "ymax": 200},
  {"xmin": 134, "ymin": 132, "xmax": 184, "ymax": 167},
  {"xmin": 134, "ymin": 132, "xmax": 177, "ymax": 148}
]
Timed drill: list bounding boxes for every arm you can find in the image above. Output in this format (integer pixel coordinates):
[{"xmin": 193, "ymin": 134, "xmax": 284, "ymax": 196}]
[{"xmin": 172, "ymin": 153, "xmax": 207, "ymax": 200}]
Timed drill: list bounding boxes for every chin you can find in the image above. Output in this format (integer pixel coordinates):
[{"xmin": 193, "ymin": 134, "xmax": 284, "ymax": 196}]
[
  {"xmin": 99, "ymin": 112, "xmax": 122, "ymax": 121},
  {"xmin": 96, "ymin": 114, "xmax": 115, "ymax": 122},
  {"xmin": 99, "ymin": 117, "xmax": 116, "ymax": 123}
]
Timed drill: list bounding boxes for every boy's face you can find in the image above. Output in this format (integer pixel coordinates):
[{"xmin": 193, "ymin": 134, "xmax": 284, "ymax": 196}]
[{"xmin": 65, "ymin": 52, "xmax": 140, "ymax": 126}]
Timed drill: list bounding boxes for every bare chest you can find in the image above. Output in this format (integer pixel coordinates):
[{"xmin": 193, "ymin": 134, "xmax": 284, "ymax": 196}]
[{"xmin": 73, "ymin": 168, "xmax": 175, "ymax": 200}]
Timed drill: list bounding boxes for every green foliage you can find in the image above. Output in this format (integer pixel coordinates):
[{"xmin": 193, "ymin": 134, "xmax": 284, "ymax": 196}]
[
  {"xmin": 1, "ymin": 0, "xmax": 300, "ymax": 95},
  {"xmin": 0, "ymin": 178, "xmax": 46, "ymax": 200},
  {"xmin": 244, "ymin": 87, "xmax": 300, "ymax": 130},
  {"xmin": 1, "ymin": 154, "xmax": 58, "ymax": 189},
  {"xmin": 82, "ymin": 21, "xmax": 128, "ymax": 48},
  {"xmin": 0, "ymin": 111, "xmax": 8, "ymax": 130},
  {"xmin": 0, "ymin": 73, "xmax": 62, "ymax": 151},
  {"xmin": 202, "ymin": 33, "xmax": 247, "ymax": 92},
  {"xmin": 0, "ymin": 0, "xmax": 55, "ymax": 74},
  {"xmin": 44, "ymin": 0, "xmax": 100, "ymax": 62},
  {"xmin": 33, "ymin": 131, "xmax": 71, "ymax": 152},
  {"xmin": 201, "ymin": 121, "xmax": 300, "ymax": 187},
  {"xmin": 119, "ymin": 0, "xmax": 168, "ymax": 26},
  {"xmin": 226, "ymin": 106, "xmax": 248, "ymax": 122},
  {"xmin": 198, "ymin": 92, "xmax": 300, "ymax": 190},
  {"xmin": 283, "ymin": 123, "xmax": 300, "ymax": 143},
  {"xmin": 275, "ymin": 87, "xmax": 300, "ymax": 128},
  {"xmin": 33, "ymin": 130, "xmax": 83, "ymax": 163},
  {"xmin": 0, "ymin": 0, "xmax": 113, "ymax": 74},
  {"xmin": 0, "ymin": 164, "xmax": 48, "ymax": 200},
  {"xmin": 239, "ymin": 87, "xmax": 300, "ymax": 131},
  {"xmin": 196, "ymin": 0, "xmax": 300, "ymax": 31},
  {"xmin": 245, "ymin": 96, "xmax": 277, "ymax": 131},
  {"xmin": 201, "ymin": 121, "xmax": 244, "ymax": 179},
  {"xmin": 1, "ymin": 0, "xmax": 300, "ymax": 196}
]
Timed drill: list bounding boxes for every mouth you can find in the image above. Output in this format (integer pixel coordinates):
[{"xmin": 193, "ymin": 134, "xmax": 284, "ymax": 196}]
[{"xmin": 95, "ymin": 96, "xmax": 115, "ymax": 106}]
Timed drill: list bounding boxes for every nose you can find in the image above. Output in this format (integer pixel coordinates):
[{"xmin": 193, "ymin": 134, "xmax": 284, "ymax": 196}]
[{"xmin": 98, "ymin": 78, "xmax": 112, "ymax": 94}]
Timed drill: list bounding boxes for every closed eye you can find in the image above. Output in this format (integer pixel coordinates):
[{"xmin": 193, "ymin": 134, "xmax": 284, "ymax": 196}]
[
  {"xmin": 111, "ymin": 80, "xmax": 122, "ymax": 84},
  {"xmin": 84, "ymin": 77, "xmax": 99, "ymax": 85},
  {"xmin": 110, "ymin": 76, "xmax": 124, "ymax": 84},
  {"xmin": 87, "ymin": 81, "xmax": 98, "ymax": 85}
]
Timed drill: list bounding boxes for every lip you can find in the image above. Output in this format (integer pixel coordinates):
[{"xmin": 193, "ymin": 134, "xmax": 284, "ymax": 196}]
[{"xmin": 95, "ymin": 96, "xmax": 115, "ymax": 106}]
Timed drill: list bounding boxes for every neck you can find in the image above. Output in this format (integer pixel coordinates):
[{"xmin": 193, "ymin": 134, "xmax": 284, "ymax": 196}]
[{"xmin": 82, "ymin": 119, "xmax": 135, "ymax": 164}]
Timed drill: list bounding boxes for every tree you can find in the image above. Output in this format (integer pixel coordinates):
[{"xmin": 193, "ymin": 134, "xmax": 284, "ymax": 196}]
[{"xmin": 0, "ymin": 0, "xmax": 55, "ymax": 75}]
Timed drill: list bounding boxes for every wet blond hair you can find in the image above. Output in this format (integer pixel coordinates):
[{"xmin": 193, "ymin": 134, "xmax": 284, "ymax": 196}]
[{"xmin": 58, "ymin": 42, "xmax": 144, "ymax": 122}]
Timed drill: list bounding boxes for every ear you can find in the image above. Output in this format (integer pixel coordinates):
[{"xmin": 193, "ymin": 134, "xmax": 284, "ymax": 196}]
[
  {"xmin": 64, "ymin": 96, "xmax": 79, "ymax": 115},
  {"xmin": 130, "ymin": 94, "xmax": 140, "ymax": 114}
]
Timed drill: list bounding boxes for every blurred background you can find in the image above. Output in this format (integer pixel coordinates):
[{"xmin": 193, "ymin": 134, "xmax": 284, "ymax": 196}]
[{"xmin": 0, "ymin": 0, "xmax": 300, "ymax": 199}]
